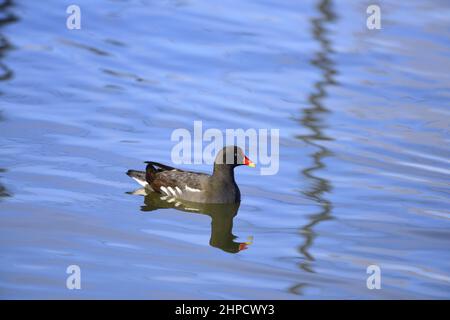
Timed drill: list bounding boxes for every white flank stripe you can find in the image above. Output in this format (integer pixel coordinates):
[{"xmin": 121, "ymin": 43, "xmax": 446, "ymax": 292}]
[
  {"xmin": 185, "ymin": 186, "xmax": 201, "ymax": 193},
  {"xmin": 160, "ymin": 186, "xmax": 169, "ymax": 195},
  {"xmin": 175, "ymin": 186, "xmax": 182, "ymax": 195},
  {"xmin": 167, "ymin": 187, "xmax": 177, "ymax": 197}
]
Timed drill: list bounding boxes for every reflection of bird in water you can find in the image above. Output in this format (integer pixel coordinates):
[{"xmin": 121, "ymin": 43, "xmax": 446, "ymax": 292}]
[{"xmin": 129, "ymin": 189, "xmax": 253, "ymax": 254}]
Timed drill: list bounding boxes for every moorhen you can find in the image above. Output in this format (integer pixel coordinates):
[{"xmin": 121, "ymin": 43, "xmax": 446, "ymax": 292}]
[{"xmin": 126, "ymin": 146, "xmax": 255, "ymax": 204}]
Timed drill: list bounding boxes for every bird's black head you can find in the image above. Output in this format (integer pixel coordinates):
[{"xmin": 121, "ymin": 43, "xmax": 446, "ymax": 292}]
[{"xmin": 214, "ymin": 146, "xmax": 255, "ymax": 168}]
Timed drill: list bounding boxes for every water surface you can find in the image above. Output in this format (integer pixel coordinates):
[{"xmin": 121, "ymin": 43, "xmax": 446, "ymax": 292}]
[{"xmin": 0, "ymin": 0, "xmax": 449, "ymax": 299}]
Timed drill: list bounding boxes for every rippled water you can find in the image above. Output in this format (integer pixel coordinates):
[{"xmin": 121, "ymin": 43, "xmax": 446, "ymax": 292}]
[{"xmin": 1, "ymin": 0, "xmax": 449, "ymax": 299}]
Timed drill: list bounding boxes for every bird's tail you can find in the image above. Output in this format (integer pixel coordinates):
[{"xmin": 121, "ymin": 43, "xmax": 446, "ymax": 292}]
[{"xmin": 126, "ymin": 170, "xmax": 148, "ymax": 187}]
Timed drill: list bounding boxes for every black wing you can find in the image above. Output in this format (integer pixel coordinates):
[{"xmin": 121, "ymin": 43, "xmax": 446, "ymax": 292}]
[{"xmin": 145, "ymin": 161, "xmax": 182, "ymax": 173}]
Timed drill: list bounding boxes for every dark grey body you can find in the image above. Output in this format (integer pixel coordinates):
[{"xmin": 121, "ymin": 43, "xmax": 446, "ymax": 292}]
[
  {"xmin": 127, "ymin": 146, "xmax": 247, "ymax": 204},
  {"xmin": 127, "ymin": 165, "xmax": 240, "ymax": 204}
]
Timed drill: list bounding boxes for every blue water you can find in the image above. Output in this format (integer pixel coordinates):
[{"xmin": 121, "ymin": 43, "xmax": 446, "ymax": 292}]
[{"xmin": 0, "ymin": 0, "xmax": 449, "ymax": 299}]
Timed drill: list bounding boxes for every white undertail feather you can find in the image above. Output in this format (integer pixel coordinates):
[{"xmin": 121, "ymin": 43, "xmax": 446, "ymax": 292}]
[
  {"xmin": 129, "ymin": 188, "xmax": 148, "ymax": 196},
  {"xmin": 132, "ymin": 177, "xmax": 148, "ymax": 187}
]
